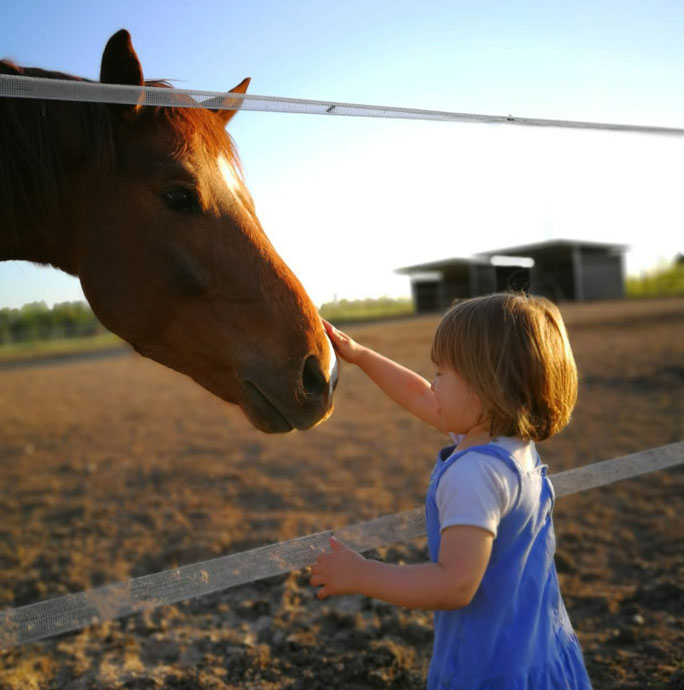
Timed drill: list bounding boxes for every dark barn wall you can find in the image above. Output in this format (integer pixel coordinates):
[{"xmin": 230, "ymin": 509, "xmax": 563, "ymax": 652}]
[
  {"xmin": 495, "ymin": 266, "xmax": 531, "ymax": 292},
  {"xmin": 530, "ymin": 250, "xmax": 576, "ymax": 301},
  {"xmin": 442, "ymin": 266, "xmax": 474, "ymax": 303},
  {"xmin": 470, "ymin": 264, "xmax": 497, "ymax": 296},
  {"xmin": 411, "ymin": 281, "xmax": 440, "ymax": 313},
  {"xmin": 579, "ymin": 249, "xmax": 624, "ymax": 300},
  {"xmin": 411, "ymin": 265, "xmax": 495, "ymax": 313}
]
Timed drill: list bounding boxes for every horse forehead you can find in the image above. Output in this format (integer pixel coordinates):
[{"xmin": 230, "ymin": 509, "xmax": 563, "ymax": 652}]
[
  {"xmin": 217, "ymin": 155, "xmax": 243, "ymax": 195},
  {"xmin": 216, "ymin": 154, "xmax": 255, "ymax": 212}
]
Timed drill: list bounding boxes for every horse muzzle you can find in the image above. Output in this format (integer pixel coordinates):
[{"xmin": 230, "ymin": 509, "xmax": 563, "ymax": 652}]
[{"xmin": 240, "ymin": 335, "xmax": 338, "ymax": 433}]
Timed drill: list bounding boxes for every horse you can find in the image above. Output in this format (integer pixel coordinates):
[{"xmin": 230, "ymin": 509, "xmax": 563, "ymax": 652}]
[{"xmin": 0, "ymin": 29, "xmax": 337, "ymax": 434}]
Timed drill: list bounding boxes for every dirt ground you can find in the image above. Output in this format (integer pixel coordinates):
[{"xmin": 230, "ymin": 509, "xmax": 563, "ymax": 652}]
[{"xmin": 0, "ymin": 297, "xmax": 682, "ymax": 690}]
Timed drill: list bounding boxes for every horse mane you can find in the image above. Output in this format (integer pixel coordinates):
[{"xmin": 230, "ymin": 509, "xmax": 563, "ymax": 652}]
[{"xmin": 0, "ymin": 61, "xmax": 240, "ymax": 260}]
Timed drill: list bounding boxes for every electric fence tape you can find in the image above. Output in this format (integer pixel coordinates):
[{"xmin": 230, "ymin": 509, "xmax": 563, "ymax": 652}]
[
  {"xmin": 1, "ymin": 74, "xmax": 683, "ymax": 136},
  {"xmin": 0, "ymin": 442, "xmax": 682, "ymax": 649}
]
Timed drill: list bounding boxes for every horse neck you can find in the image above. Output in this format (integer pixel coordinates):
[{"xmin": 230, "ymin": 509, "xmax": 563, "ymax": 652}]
[{"xmin": 0, "ymin": 62, "xmax": 104, "ymax": 275}]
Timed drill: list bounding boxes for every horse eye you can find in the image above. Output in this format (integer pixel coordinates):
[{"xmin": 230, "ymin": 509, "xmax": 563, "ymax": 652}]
[{"xmin": 162, "ymin": 187, "xmax": 199, "ymax": 213}]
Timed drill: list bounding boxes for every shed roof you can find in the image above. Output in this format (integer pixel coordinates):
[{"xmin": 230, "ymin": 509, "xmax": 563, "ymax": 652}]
[
  {"xmin": 396, "ymin": 239, "xmax": 629, "ymax": 275},
  {"xmin": 476, "ymin": 238, "xmax": 628, "ymax": 258},
  {"xmin": 395, "ymin": 255, "xmax": 489, "ymax": 275}
]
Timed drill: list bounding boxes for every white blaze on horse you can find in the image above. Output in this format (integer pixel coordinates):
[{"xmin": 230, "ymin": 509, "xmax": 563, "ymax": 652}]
[{"xmin": 0, "ymin": 29, "xmax": 337, "ymax": 433}]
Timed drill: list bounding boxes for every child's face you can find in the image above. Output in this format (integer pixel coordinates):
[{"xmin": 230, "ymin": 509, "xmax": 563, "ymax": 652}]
[{"xmin": 431, "ymin": 365, "xmax": 485, "ymax": 435}]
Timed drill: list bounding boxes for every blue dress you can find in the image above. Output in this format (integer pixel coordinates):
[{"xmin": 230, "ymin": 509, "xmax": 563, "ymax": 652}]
[{"xmin": 425, "ymin": 442, "xmax": 593, "ymax": 689}]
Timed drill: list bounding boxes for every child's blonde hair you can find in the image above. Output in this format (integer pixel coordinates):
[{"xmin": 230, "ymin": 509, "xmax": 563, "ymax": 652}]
[{"xmin": 431, "ymin": 292, "xmax": 577, "ymax": 442}]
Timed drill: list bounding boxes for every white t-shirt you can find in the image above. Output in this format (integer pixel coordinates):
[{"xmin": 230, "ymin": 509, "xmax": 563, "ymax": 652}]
[{"xmin": 436, "ymin": 434, "xmax": 538, "ymax": 538}]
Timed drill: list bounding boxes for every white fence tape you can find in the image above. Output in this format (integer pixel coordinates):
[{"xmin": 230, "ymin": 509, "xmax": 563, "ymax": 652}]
[
  {"xmin": 0, "ymin": 441, "xmax": 681, "ymax": 649},
  {"xmin": 1, "ymin": 74, "xmax": 683, "ymax": 136}
]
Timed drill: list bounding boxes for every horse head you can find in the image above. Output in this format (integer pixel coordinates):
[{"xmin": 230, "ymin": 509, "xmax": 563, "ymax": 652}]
[{"xmin": 68, "ymin": 30, "xmax": 336, "ymax": 432}]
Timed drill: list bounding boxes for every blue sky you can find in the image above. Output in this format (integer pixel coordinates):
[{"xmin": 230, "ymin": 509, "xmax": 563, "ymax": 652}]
[{"xmin": 1, "ymin": 0, "xmax": 683, "ymax": 308}]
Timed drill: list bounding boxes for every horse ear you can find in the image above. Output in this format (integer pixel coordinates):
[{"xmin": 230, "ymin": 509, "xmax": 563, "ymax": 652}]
[
  {"xmin": 100, "ymin": 29, "xmax": 144, "ymax": 114},
  {"xmin": 212, "ymin": 77, "xmax": 251, "ymax": 126}
]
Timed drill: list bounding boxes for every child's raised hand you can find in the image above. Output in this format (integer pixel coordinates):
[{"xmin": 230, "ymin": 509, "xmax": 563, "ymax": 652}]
[
  {"xmin": 310, "ymin": 536, "xmax": 366, "ymax": 599},
  {"xmin": 322, "ymin": 319, "xmax": 363, "ymax": 364}
]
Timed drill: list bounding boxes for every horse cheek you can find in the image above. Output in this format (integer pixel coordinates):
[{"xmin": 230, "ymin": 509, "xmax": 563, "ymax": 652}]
[{"xmin": 75, "ymin": 211, "xmax": 169, "ymax": 344}]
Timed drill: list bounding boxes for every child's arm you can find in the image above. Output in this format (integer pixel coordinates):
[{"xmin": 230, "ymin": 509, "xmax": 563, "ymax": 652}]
[
  {"xmin": 310, "ymin": 527, "xmax": 493, "ymax": 610},
  {"xmin": 323, "ymin": 320, "xmax": 442, "ymax": 430}
]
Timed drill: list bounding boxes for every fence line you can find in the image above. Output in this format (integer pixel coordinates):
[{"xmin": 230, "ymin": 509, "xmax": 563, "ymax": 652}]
[
  {"xmin": 1, "ymin": 74, "xmax": 683, "ymax": 137},
  {"xmin": 0, "ymin": 441, "xmax": 682, "ymax": 649}
]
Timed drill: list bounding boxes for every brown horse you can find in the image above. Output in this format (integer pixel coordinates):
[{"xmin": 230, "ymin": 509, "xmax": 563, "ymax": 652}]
[{"xmin": 0, "ymin": 30, "xmax": 336, "ymax": 433}]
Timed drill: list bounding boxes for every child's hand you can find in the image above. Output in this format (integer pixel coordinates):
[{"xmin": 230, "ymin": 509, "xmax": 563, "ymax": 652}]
[
  {"xmin": 310, "ymin": 536, "xmax": 366, "ymax": 599},
  {"xmin": 322, "ymin": 319, "xmax": 363, "ymax": 364}
]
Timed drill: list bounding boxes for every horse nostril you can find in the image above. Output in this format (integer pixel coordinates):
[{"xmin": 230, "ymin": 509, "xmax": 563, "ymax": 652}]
[{"xmin": 302, "ymin": 355, "xmax": 328, "ymax": 398}]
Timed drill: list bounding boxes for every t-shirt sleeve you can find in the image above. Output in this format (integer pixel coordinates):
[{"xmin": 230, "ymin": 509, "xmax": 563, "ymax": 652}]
[{"xmin": 435, "ymin": 452, "xmax": 518, "ymax": 538}]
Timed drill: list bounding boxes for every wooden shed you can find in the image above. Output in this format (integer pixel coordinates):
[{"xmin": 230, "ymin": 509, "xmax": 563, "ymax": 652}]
[{"xmin": 397, "ymin": 239, "xmax": 627, "ymax": 313}]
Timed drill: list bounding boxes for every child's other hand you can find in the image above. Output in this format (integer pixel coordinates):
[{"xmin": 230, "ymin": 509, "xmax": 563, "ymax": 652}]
[
  {"xmin": 322, "ymin": 319, "xmax": 363, "ymax": 364},
  {"xmin": 310, "ymin": 536, "xmax": 366, "ymax": 599}
]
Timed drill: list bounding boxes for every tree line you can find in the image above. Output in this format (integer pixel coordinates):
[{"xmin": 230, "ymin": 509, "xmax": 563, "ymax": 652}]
[{"xmin": 0, "ymin": 301, "xmax": 105, "ymax": 345}]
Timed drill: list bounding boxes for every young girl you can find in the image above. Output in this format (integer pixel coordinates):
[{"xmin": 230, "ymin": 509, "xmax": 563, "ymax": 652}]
[{"xmin": 310, "ymin": 293, "xmax": 592, "ymax": 689}]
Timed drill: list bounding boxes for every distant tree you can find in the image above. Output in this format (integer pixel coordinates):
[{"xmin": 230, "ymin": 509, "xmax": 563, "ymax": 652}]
[
  {"xmin": 626, "ymin": 258, "xmax": 684, "ymax": 298},
  {"xmin": 0, "ymin": 301, "xmax": 104, "ymax": 344}
]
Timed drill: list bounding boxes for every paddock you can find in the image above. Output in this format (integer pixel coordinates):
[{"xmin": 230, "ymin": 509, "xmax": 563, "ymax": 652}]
[{"xmin": 0, "ymin": 297, "xmax": 682, "ymax": 688}]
